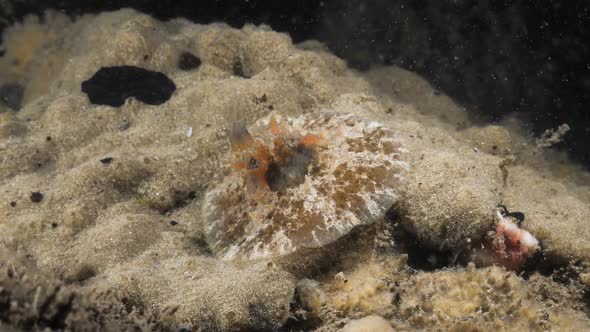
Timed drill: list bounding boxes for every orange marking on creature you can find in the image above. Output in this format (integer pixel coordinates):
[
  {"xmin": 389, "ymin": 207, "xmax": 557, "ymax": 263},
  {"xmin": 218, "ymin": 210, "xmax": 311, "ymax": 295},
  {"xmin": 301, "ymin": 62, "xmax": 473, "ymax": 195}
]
[
  {"xmin": 300, "ymin": 133, "xmax": 322, "ymax": 147},
  {"xmin": 229, "ymin": 114, "xmax": 323, "ymax": 195}
]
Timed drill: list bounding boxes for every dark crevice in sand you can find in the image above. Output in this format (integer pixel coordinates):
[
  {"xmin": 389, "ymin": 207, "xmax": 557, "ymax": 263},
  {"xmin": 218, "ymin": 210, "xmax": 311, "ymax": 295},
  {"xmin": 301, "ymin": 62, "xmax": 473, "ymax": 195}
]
[
  {"xmin": 159, "ymin": 190, "xmax": 199, "ymax": 215},
  {"xmin": 392, "ymin": 227, "xmax": 454, "ymax": 271},
  {"xmin": 281, "ymin": 303, "xmax": 322, "ymax": 332},
  {"xmin": 385, "ymin": 206, "xmax": 455, "ymax": 271}
]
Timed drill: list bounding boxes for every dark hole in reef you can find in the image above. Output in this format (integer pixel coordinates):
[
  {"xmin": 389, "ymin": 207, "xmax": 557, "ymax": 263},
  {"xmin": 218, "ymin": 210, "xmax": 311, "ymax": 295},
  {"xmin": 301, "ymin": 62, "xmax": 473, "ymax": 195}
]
[
  {"xmin": 9, "ymin": 201, "xmax": 16, "ymax": 207},
  {"xmin": 0, "ymin": 83, "xmax": 24, "ymax": 110},
  {"xmin": 100, "ymin": 157, "xmax": 113, "ymax": 165},
  {"xmin": 30, "ymin": 192, "xmax": 43, "ymax": 203},
  {"xmin": 394, "ymin": 227, "xmax": 453, "ymax": 271},
  {"xmin": 188, "ymin": 235, "xmax": 213, "ymax": 256},
  {"xmin": 161, "ymin": 190, "xmax": 200, "ymax": 214},
  {"xmin": 118, "ymin": 119, "xmax": 131, "ymax": 131},
  {"xmin": 265, "ymin": 145, "xmax": 315, "ymax": 193},
  {"xmin": 232, "ymin": 60, "xmax": 248, "ymax": 78},
  {"xmin": 81, "ymin": 66, "xmax": 176, "ymax": 107},
  {"xmin": 169, "ymin": 220, "xmax": 178, "ymax": 226},
  {"xmin": 385, "ymin": 206, "xmax": 453, "ymax": 271},
  {"xmin": 40, "ymin": 293, "xmax": 75, "ymax": 330},
  {"xmin": 178, "ymin": 51, "xmax": 201, "ymax": 71}
]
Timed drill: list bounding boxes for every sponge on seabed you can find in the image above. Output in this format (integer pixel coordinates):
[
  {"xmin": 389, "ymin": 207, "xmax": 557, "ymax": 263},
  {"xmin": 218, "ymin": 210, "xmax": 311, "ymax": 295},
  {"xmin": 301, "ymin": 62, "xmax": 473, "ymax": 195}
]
[
  {"xmin": 202, "ymin": 111, "xmax": 408, "ymax": 260},
  {"xmin": 396, "ymin": 146, "xmax": 502, "ymax": 251}
]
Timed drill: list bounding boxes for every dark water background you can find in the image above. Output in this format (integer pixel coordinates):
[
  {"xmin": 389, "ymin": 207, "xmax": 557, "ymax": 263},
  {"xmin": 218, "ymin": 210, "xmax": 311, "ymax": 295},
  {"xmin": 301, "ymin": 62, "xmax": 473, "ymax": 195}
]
[{"xmin": 1, "ymin": 0, "xmax": 589, "ymax": 169}]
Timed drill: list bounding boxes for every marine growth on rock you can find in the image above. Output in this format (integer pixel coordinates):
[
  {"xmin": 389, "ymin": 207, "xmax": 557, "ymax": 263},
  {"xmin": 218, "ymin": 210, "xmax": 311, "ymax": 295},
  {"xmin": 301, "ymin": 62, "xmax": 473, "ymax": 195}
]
[
  {"xmin": 470, "ymin": 206, "xmax": 540, "ymax": 270},
  {"xmin": 203, "ymin": 112, "xmax": 408, "ymax": 260}
]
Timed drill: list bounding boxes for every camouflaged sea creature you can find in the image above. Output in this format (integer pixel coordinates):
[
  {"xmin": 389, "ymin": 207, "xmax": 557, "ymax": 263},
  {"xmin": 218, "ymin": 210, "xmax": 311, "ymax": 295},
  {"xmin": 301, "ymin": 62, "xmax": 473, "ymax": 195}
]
[{"xmin": 203, "ymin": 112, "xmax": 407, "ymax": 260}]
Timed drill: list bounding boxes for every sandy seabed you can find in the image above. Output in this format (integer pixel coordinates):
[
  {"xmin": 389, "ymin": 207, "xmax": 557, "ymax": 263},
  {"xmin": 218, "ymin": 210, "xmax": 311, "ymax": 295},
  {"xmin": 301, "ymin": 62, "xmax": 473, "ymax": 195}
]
[{"xmin": 0, "ymin": 9, "xmax": 589, "ymax": 332}]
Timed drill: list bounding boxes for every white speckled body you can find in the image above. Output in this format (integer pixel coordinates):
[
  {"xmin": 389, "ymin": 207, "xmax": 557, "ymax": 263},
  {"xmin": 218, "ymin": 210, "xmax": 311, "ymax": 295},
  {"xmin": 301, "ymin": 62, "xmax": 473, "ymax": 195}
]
[{"xmin": 203, "ymin": 112, "xmax": 408, "ymax": 260}]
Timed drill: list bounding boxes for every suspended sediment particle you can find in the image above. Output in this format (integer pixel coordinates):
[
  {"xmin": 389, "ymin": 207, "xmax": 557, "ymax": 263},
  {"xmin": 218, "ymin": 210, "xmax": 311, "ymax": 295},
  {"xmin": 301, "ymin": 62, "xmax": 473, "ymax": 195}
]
[{"xmin": 81, "ymin": 66, "xmax": 176, "ymax": 107}]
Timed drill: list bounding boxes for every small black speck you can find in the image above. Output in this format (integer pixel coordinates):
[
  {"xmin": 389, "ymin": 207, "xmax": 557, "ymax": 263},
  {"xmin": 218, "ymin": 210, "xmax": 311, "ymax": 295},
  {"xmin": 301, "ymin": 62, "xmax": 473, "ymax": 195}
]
[
  {"xmin": 187, "ymin": 191, "xmax": 197, "ymax": 200},
  {"xmin": 268, "ymin": 105, "xmax": 274, "ymax": 110},
  {"xmin": 205, "ymin": 123, "xmax": 211, "ymax": 128},
  {"xmin": 9, "ymin": 201, "xmax": 16, "ymax": 207},
  {"xmin": 170, "ymin": 220, "xmax": 178, "ymax": 226},
  {"xmin": 51, "ymin": 222, "xmax": 58, "ymax": 228},
  {"xmin": 433, "ymin": 90, "xmax": 441, "ymax": 96},
  {"xmin": 46, "ymin": 136, "xmax": 52, "ymax": 141},
  {"xmin": 492, "ymin": 145, "xmax": 497, "ymax": 150},
  {"xmin": 30, "ymin": 192, "xmax": 43, "ymax": 203},
  {"xmin": 254, "ymin": 94, "xmax": 267, "ymax": 103},
  {"xmin": 100, "ymin": 157, "xmax": 113, "ymax": 165},
  {"xmin": 178, "ymin": 52, "xmax": 202, "ymax": 71},
  {"xmin": 0, "ymin": 49, "xmax": 5, "ymax": 57},
  {"xmin": 385, "ymin": 206, "xmax": 400, "ymax": 222},
  {"xmin": 143, "ymin": 54, "xmax": 149, "ymax": 61},
  {"xmin": 118, "ymin": 119, "xmax": 131, "ymax": 131}
]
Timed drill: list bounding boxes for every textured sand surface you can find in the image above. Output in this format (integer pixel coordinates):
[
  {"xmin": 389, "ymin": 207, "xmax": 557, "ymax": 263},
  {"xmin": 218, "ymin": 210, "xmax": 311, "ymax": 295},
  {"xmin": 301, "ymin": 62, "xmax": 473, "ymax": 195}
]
[{"xmin": 1, "ymin": 9, "xmax": 589, "ymax": 331}]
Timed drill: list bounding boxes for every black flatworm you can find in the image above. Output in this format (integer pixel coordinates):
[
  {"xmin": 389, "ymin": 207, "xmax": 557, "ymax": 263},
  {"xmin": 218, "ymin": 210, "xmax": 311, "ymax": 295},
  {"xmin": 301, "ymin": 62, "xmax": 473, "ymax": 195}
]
[{"xmin": 81, "ymin": 66, "xmax": 176, "ymax": 107}]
